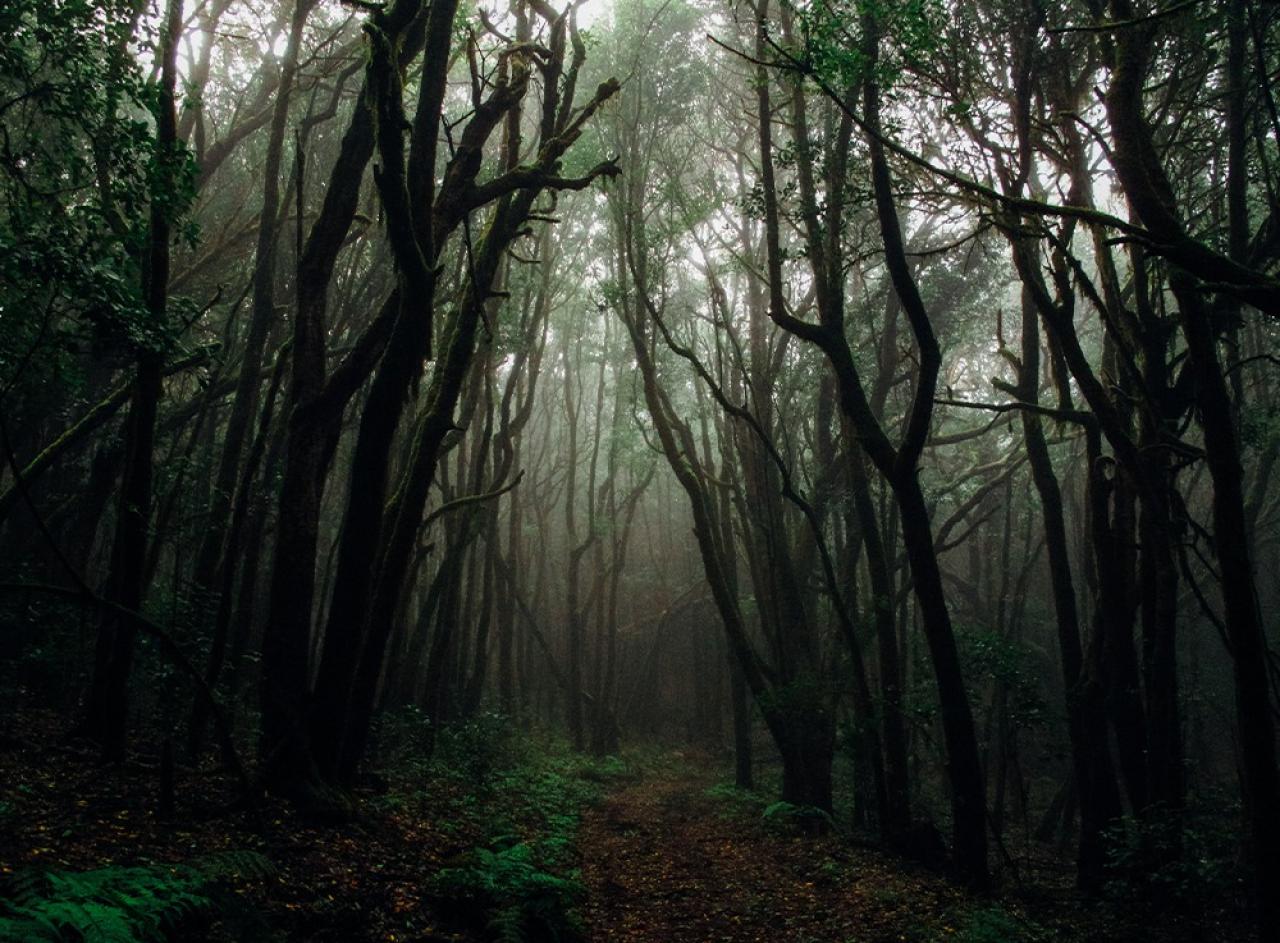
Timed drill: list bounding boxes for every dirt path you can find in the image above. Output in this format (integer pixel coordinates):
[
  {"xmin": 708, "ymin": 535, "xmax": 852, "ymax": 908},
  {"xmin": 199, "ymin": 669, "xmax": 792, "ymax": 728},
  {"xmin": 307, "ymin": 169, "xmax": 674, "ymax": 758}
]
[{"xmin": 577, "ymin": 767, "xmax": 964, "ymax": 943}]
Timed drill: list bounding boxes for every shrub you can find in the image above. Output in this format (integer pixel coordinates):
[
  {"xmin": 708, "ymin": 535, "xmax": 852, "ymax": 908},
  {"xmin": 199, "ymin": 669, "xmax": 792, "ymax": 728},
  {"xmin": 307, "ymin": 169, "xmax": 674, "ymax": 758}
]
[
  {"xmin": 433, "ymin": 711, "xmax": 522, "ymax": 783},
  {"xmin": 1103, "ymin": 802, "xmax": 1244, "ymax": 902}
]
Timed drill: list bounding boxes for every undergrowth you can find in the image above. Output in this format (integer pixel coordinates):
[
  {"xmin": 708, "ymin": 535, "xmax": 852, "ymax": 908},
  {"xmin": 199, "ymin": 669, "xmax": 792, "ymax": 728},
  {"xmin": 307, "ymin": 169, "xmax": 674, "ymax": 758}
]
[
  {"xmin": 0, "ymin": 850, "xmax": 274, "ymax": 943},
  {"xmin": 952, "ymin": 904, "xmax": 1049, "ymax": 943},
  {"xmin": 380, "ymin": 709, "xmax": 633, "ymax": 942},
  {"xmin": 1102, "ymin": 798, "xmax": 1245, "ymax": 904},
  {"xmin": 704, "ymin": 781, "xmax": 839, "ymax": 836},
  {"xmin": 704, "ymin": 780, "xmax": 767, "ymax": 819},
  {"xmin": 761, "ymin": 799, "xmax": 838, "ymax": 834},
  {"xmin": 430, "ymin": 840, "xmax": 584, "ymax": 943}
]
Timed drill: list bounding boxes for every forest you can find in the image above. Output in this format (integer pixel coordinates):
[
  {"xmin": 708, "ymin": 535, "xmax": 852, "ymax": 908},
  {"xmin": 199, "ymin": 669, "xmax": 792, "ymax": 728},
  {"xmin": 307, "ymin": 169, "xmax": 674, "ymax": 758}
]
[{"xmin": 1, "ymin": 0, "xmax": 1278, "ymax": 940}]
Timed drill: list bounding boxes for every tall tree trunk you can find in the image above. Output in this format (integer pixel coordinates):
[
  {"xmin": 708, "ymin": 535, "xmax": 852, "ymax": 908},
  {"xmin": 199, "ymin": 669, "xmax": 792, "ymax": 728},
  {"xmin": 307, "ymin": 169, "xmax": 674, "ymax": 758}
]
[
  {"xmin": 258, "ymin": 0, "xmax": 430, "ymax": 799},
  {"xmin": 189, "ymin": 0, "xmax": 311, "ymax": 762},
  {"xmin": 308, "ymin": 0, "xmax": 457, "ymax": 778},
  {"xmin": 1014, "ymin": 285, "xmax": 1123, "ymax": 890},
  {"xmin": 851, "ymin": 450, "xmax": 910, "ymax": 838},
  {"xmin": 78, "ymin": 0, "xmax": 182, "ymax": 762}
]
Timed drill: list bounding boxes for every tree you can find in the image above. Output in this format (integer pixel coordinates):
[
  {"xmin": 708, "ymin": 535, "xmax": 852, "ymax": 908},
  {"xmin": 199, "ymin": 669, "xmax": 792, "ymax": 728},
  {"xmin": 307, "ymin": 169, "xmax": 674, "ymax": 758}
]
[
  {"xmin": 748, "ymin": 0, "xmax": 989, "ymax": 887},
  {"xmin": 74, "ymin": 0, "xmax": 191, "ymax": 761}
]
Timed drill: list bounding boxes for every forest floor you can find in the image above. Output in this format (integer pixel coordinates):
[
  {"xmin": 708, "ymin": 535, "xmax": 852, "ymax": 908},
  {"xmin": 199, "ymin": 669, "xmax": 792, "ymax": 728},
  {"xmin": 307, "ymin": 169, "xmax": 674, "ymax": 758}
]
[
  {"xmin": 577, "ymin": 760, "xmax": 976, "ymax": 942},
  {"xmin": 0, "ymin": 708, "xmax": 1255, "ymax": 942},
  {"xmin": 576, "ymin": 757, "xmax": 1259, "ymax": 943}
]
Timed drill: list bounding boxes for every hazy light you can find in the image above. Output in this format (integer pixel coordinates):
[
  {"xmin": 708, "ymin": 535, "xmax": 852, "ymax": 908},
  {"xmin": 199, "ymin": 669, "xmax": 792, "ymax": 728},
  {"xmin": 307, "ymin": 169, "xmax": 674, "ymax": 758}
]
[{"xmin": 575, "ymin": 0, "xmax": 612, "ymax": 30}]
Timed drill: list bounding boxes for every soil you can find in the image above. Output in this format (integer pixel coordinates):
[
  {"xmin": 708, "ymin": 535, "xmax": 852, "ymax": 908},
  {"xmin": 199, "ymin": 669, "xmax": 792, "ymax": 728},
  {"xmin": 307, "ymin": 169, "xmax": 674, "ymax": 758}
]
[{"xmin": 578, "ymin": 763, "xmax": 966, "ymax": 943}]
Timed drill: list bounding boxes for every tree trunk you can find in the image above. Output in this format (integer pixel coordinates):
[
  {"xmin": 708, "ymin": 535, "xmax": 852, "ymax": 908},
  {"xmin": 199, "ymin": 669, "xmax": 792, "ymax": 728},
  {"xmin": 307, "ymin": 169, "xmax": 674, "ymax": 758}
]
[
  {"xmin": 1014, "ymin": 286, "xmax": 1123, "ymax": 890},
  {"xmin": 77, "ymin": 0, "xmax": 182, "ymax": 762}
]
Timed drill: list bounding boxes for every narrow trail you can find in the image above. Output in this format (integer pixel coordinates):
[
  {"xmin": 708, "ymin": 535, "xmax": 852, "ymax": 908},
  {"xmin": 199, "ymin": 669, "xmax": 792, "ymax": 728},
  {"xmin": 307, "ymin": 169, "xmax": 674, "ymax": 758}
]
[{"xmin": 577, "ymin": 764, "xmax": 965, "ymax": 943}]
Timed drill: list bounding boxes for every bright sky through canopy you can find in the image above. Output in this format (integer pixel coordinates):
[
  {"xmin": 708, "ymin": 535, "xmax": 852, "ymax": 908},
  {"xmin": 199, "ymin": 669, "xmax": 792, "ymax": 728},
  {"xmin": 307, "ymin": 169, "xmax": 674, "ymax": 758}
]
[{"xmin": 574, "ymin": 0, "xmax": 611, "ymax": 29}]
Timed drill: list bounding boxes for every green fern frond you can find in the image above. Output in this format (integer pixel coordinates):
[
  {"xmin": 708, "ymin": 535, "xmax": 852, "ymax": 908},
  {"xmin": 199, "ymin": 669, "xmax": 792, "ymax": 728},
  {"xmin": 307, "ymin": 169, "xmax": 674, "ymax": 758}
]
[
  {"xmin": 430, "ymin": 840, "xmax": 584, "ymax": 942},
  {"xmin": 0, "ymin": 850, "xmax": 273, "ymax": 943}
]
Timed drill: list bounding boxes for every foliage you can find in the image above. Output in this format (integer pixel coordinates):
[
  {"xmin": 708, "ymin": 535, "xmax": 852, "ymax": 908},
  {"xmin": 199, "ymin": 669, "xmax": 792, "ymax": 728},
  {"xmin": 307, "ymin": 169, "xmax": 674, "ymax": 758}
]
[
  {"xmin": 0, "ymin": 0, "xmax": 197, "ymax": 400},
  {"xmin": 431, "ymin": 709, "xmax": 522, "ymax": 783},
  {"xmin": 379, "ymin": 713, "xmax": 613, "ymax": 940},
  {"xmin": 704, "ymin": 780, "xmax": 768, "ymax": 820},
  {"xmin": 0, "ymin": 592, "xmax": 89, "ymax": 706},
  {"xmin": 371, "ymin": 704, "xmax": 434, "ymax": 768},
  {"xmin": 383, "ymin": 708, "xmax": 619, "ymax": 843},
  {"xmin": 1239, "ymin": 399, "xmax": 1280, "ymax": 453},
  {"xmin": 430, "ymin": 841, "xmax": 584, "ymax": 943},
  {"xmin": 761, "ymin": 799, "xmax": 837, "ymax": 833},
  {"xmin": 787, "ymin": 0, "xmax": 944, "ymax": 89},
  {"xmin": 953, "ymin": 904, "xmax": 1046, "ymax": 943},
  {"xmin": 577, "ymin": 753, "xmax": 629, "ymax": 782},
  {"xmin": 1103, "ymin": 800, "xmax": 1245, "ymax": 902},
  {"xmin": 756, "ymin": 674, "xmax": 831, "ymax": 719},
  {"xmin": 957, "ymin": 627, "xmax": 1050, "ymax": 732},
  {"xmin": 0, "ymin": 851, "xmax": 274, "ymax": 943},
  {"xmin": 477, "ymin": 753, "xmax": 619, "ymax": 866}
]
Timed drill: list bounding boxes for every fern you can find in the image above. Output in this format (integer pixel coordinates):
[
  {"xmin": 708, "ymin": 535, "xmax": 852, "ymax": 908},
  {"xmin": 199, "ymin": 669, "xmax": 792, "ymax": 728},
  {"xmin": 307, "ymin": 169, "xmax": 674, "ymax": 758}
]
[
  {"xmin": 762, "ymin": 800, "xmax": 837, "ymax": 832},
  {"xmin": 0, "ymin": 851, "xmax": 274, "ymax": 943},
  {"xmin": 430, "ymin": 842, "xmax": 584, "ymax": 943}
]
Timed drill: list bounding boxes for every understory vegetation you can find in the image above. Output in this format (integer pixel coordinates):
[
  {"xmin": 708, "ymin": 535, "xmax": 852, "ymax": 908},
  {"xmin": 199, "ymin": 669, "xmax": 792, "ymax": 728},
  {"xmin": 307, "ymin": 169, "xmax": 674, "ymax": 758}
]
[
  {"xmin": 0, "ymin": 852, "xmax": 274, "ymax": 943},
  {"xmin": 0, "ymin": 704, "xmax": 1259, "ymax": 941}
]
